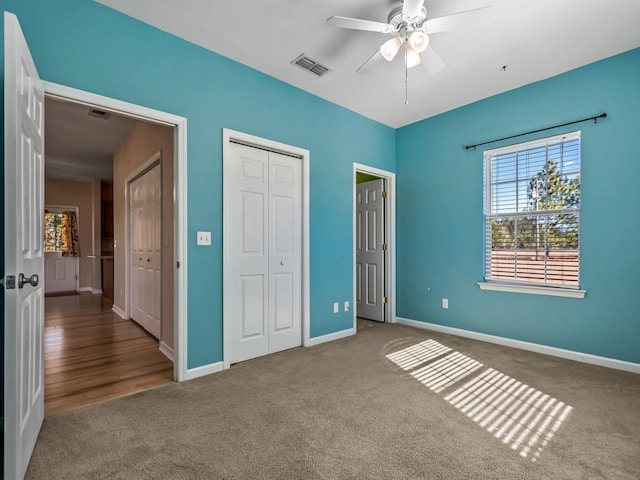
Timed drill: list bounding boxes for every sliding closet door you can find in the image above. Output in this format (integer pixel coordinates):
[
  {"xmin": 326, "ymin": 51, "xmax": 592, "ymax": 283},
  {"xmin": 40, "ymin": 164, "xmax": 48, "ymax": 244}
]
[{"xmin": 227, "ymin": 143, "xmax": 302, "ymax": 364}]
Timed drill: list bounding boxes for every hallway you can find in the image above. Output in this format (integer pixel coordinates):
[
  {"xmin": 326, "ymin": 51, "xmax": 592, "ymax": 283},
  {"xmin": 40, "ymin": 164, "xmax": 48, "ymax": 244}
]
[{"xmin": 45, "ymin": 294, "xmax": 173, "ymax": 416}]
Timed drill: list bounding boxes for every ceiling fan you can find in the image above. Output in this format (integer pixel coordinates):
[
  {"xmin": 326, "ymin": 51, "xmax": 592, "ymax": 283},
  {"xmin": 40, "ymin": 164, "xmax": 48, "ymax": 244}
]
[{"xmin": 327, "ymin": 0, "xmax": 488, "ymax": 75}]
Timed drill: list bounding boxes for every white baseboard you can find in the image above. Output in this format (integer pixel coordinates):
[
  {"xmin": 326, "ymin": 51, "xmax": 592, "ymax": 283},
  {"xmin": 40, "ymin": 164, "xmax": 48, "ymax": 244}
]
[
  {"xmin": 112, "ymin": 305, "xmax": 127, "ymax": 319},
  {"xmin": 159, "ymin": 342, "xmax": 175, "ymax": 362},
  {"xmin": 396, "ymin": 317, "xmax": 640, "ymax": 375},
  {"xmin": 78, "ymin": 287, "xmax": 103, "ymax": 295},
  {"xmin": 306, "ymin": 327, "xmax": 355, "ymax": 347},
  {"xmin": 185, "ymin": 362, "xmax": 224, "ymax": 381}
]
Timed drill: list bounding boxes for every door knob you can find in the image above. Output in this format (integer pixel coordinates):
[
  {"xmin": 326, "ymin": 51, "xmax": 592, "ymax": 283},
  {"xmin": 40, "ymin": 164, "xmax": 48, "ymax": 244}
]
[
  {"xmin": 280, "ymin": 261, "xmax": 284, "ymax": 266},
  {"xmin": 18, "ymin": 273, "xmax": 39, "ymax": 289}
]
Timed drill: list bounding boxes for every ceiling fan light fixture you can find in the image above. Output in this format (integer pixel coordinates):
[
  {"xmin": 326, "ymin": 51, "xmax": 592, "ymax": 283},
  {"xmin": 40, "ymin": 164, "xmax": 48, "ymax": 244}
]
[
  {"xmin": 406, "ymin": 47, "xmax": 422, "ymax": 68},
  {"xmin": 408, "ymin": 30, "xmax": 429, "ymax": 53},
  {"xmin": 380, "ymin": 36, "xmax": 402, "ymax": 61}
]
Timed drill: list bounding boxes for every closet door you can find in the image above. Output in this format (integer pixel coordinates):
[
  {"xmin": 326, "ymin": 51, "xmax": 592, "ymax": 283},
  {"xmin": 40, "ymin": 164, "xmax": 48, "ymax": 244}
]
[
  {"xmin": 129, "ymin": 163, "xmax": 162, "ymax": 338},
  {"xmin": 227, "ymin": 143, "xmax": 302, "ymax": 364},
  {"xmin": 268, "ymin": 152, "xmax": 302, "ymax": 352}
]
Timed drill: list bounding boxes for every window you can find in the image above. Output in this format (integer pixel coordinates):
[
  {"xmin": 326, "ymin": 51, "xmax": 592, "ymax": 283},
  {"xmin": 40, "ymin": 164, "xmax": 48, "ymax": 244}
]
[
  {"xmin": 44, "ymin": 212, "xmax": 64, "ymax": 252},
  {"xmin": 483, "ymin": 132, "xmax": 581, "ymax": 289}
]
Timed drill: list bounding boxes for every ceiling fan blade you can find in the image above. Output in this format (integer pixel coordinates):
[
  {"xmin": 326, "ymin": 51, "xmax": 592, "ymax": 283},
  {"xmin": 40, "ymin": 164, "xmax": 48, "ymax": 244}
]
[
  {"xmin": 357, "ymin": 50, "xmax": 384, "ymax": 74},
  {"xmin": 402, "ymin": 0, "xmax": 426, "ymax": 18},
  {"xmin": 423, "ymin": 6, "xmax": 491, "ymax": 34},
  {"xmin": 327, "ymin": 16, "xmax": 394, "ymax": 33},
  {"xmin": 422, "ymin": 46, "xmax": 446, "ymax": 74}
]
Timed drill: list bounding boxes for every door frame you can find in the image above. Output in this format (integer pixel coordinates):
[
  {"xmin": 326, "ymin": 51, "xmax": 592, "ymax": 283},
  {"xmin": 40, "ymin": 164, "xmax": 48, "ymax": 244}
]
[
  {"xmin": 124, "ymin": 152, "xmax": 161, "ymax": 336},
  {"xmin": 222, "ymin": 128, "xmax": 310, "ymax": 370},
  {"xmin": 42, "ymin": 81, "xmax": 189, "ymax": 381},
  {"xmin": 43, "ymin": 204, "xmax": 80, "ymax": 293},
  {"xmin": 353, "ymin": 163, "xmax": 396, "ymax": 329}
]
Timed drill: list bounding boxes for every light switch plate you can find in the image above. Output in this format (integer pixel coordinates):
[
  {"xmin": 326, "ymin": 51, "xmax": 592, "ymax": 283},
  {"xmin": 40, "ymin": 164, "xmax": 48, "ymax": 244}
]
[
  {"xmin": 333, "ymin": 302, "xmax": 339, "ymax": 313},
  {"xmin": 197, "ymin": 231, "xmax": 212, "ymax": 246}
]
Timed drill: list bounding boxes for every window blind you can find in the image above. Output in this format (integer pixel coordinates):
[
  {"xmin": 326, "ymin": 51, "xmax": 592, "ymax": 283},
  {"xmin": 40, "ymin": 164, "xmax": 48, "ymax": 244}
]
[{"xmin": 484, "ymin": 132, "xmax": 581, "ymax": 288}]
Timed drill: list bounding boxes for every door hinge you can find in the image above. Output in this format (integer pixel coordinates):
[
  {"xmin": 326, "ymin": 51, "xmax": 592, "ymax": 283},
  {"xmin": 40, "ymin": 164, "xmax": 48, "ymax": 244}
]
[
  {"xmin": 1, "ymin": 275, "xmax": 16, "ymax": 290},
  {"xmin": 381, "ymin": 190, "xmax": 387, "ymax": 199},
  {"xmin": 382, "ymin": 296, "xmax": 388, "ymax": 304},
  {"xmin": 382, "ymin": 243, "xmax": 388, "ymax": 251}
]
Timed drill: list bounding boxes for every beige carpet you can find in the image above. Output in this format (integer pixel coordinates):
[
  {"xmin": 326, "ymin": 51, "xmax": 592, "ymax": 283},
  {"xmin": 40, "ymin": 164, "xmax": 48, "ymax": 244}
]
[{"xmin": 27, "ymin": 320, "xmax": 640, "ymax": 479}]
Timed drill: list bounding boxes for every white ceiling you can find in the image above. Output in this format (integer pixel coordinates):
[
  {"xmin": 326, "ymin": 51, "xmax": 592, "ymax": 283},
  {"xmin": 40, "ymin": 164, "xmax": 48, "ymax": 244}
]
[
  {"xmin": 45, "ymin": 97, "xmax": 137, "ymax": 182},
  {"xmin": 95, "ymin": 0, "xmax": 640, "ymax": 128}
]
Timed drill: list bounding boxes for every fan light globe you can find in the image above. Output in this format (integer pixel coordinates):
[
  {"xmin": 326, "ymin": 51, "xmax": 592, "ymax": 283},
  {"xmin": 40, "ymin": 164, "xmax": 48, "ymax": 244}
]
[
  {"xmin": 380, "ymin": 37, "xmax": 402, "ymax": 61},
  {"xmin": 408, "ymin": 31, "xmax": 429, "ymax": 53},
  {"xmin": 406, "ymin": 48, "xmax": 422, "ymax": 68}
]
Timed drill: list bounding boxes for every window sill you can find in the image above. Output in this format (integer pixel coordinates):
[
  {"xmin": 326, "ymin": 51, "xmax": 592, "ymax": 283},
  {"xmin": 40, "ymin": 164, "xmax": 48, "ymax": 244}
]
[{"xmin": 477, "ymin": 282, "xmax": 586, "ymax": 299}]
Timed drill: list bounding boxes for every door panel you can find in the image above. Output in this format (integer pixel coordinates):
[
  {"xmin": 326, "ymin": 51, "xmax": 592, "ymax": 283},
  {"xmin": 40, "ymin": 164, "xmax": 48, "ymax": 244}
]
[
  {"xmin": 356, "ymin": 179, "xmax": 385, "ymax": 322},
  {"xmin": 228, "ymin": 144, "xmax": 270, "ymax": 363},
  {"xmin": 227, "ymin": 143, "xmax": 302, "ymax": 363},
  {"xmin": 4, "ymin": 12, "xmax": 45, "ymax": 480},
  {"xmin": 268, "ymin": 152, "xmax": 301, "ymax": 353},
  {"xmin": 129, "ymin": 162, "xmax": 161, "ymax": 338}
]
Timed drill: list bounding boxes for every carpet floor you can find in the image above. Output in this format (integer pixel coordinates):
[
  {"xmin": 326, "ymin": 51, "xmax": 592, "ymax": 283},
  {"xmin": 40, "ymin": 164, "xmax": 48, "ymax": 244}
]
[{"xmin": 26, "ymin": 320, "xmax": 640, "ymax": 479}]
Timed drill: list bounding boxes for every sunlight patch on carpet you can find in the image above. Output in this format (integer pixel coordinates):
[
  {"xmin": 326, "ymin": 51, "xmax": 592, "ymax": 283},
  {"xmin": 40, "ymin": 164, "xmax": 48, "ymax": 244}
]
[
  {"xmin": 445, "ymin": 367, "xmax": 573, "ymax": 461},
  {"xmin": 385, "ymin": 340, "xmax": 573, "ymax": 461},
  {"xmin": 385, "ymin": 339, "xmax": 451, "ymax": 370}
]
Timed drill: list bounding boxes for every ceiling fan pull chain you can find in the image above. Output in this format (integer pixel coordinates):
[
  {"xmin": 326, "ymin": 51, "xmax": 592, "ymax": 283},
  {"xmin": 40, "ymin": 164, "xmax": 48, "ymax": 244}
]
[{"xmin": 405, "ymin": 34, "xmax": 409, "ymax": 105}]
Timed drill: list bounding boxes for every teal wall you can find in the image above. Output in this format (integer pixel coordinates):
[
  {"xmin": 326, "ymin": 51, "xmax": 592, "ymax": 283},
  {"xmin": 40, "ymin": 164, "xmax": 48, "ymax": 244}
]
[
  {"xmin": 2, "ymin": 2, "xmax": 638, "ymax": 373},
  {"xmin": 396, "ymin": 48, "xmax": 640, "ymax": 364},
  {"xmin": 1, "ymin": 1, "xmax": 396, "ymax": 368}
]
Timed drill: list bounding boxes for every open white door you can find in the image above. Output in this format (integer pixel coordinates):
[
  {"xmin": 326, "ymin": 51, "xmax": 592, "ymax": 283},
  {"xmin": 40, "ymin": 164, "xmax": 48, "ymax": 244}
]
[
  {"xmin": 356, "ymin": 179, "xmax": 385, "ymax": 322},
  {"xmin": 4, "ymin": 11, "xmax": 46, "ymax": 480}
]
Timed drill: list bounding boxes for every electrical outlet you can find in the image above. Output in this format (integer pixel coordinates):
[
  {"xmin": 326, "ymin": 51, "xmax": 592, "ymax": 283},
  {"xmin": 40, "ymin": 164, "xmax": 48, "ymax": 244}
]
[
  {"xmin": 344, "ymin": 301, "xmax": 350, "ymax": 312},
  {"xmin": 442, "ymin": 298, "xmax": 449, "ymax": 309},
  {"xmin": 197, "ymin": 231, "xmax": 211, "ymax": 246},
  {"xmin": 333, "ymin": 302, "xmax": 339, "ymax": 313}
]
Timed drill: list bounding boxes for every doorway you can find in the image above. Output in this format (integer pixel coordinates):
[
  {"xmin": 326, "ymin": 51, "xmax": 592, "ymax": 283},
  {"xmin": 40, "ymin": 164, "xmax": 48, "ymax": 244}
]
[
  {"xmin": 353, "ymin": 163, "xmax": 396, "ymax": 329},
  {"xmin": 43, "ymin": 205, "xmax": 80, "ymax": 294},
  {"xmin": 42, "ymin": 81, "xmax": 188, "ymax": 381}
]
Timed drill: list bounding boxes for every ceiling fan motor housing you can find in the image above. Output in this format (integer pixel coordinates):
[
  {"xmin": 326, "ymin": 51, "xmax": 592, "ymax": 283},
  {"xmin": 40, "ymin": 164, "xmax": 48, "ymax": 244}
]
[{"xmin": 388, "ymin": 5, "xmax": 428, "ymax": 29}]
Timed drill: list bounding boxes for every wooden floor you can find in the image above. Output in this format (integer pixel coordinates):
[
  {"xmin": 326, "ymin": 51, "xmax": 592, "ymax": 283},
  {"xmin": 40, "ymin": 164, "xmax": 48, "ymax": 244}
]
[{"xmin": 45, "ymin": 294, "xmax": 173, "ymax": 416}]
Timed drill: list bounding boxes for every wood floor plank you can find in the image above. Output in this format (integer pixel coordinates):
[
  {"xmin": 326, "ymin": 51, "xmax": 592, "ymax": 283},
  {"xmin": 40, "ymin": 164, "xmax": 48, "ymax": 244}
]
[{"xmin": 44, "ymin": 294, "xmax": 173, "ymax": 416}]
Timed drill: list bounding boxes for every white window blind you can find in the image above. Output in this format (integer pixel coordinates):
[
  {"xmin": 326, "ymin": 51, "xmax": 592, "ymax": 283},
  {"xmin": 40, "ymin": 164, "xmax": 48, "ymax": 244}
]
[{"xmin": 484, "ymin": 132, "xmax": 581, "ymax": 288}]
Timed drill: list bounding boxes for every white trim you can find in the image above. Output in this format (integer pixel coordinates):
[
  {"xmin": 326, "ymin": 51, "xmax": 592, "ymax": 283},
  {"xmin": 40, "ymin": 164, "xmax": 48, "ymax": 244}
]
[
  {"xmin": 185, "ymin": 362, "xmax": 224, "ymax": 381},
  {"xmin": 306, "ymin": 327, "xmax": 355, "ymax": 347},
  {"xmin": 478, "ymin": 282, "xmax": 586, "ymax": 298},
  {"xmin": 43, "ymin": 204, "xmax": 80, "ymax": 292},
  {"xmin": 222, "ymin": 129, "xmax": 311, "ymax": 370},
  {"xmin": 352, "ymin": 163, "xmax": 397, "ymax": 329},
  {"xmin": 159, "ymin": 342, "xmax": 175, "ymax": 362},
  {"xmin": 78, "ymin": 287, "xmax": 102, "ymax": 295},
  {"xmin": 43, "ymin": 80, "xmax": 189, "ymax": 383},
  {"xmin": 396, "ymin": 317, "xmax": 640, "ymax": 374},
  {"xmin": 111, "ymin": 305, "xmax": 127, "ymax": 320}
]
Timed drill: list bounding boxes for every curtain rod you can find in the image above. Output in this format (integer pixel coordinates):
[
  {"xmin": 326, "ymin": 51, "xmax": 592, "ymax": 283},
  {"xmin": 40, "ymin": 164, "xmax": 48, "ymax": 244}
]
[{"xmin": 464, "ymin": 113, "xmax": 607, "ymax": 151}]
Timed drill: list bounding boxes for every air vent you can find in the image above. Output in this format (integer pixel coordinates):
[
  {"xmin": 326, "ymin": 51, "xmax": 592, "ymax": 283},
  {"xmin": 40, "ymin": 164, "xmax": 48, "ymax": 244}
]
[
  {"xmin": 88, "ymin": 108, "xmax": 110, "ymax": 120},
  {"xmin": 291, "ymin": 54, "xmax": 331, "ymax": 77}
]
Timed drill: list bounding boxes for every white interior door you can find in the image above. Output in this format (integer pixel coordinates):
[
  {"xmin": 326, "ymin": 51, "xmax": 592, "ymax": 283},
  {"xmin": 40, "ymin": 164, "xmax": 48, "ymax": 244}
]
[
  {"xmin": 356, "ymin": 179, "xmax": 385, "ymax": 322},
  {"xmin": 129, "ymin": 163, "xmax": 161, "ymax": 338},
  {"xmin": 44, "ymin": 208, "xmax": 78, "ymax": 293},
  {"xmin": 4, "ymin": 12, "xmax": 45, "ymax": 480},
  {"xmin": 227, "ymin": 142, "xmax": 302, "ymax": 364}
]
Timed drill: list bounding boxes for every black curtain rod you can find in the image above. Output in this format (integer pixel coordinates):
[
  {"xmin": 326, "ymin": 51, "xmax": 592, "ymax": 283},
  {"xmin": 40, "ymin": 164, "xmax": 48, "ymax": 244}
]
[{"xmin": 464, "ymin": 112, "xmax": 607, "ymax": 151}]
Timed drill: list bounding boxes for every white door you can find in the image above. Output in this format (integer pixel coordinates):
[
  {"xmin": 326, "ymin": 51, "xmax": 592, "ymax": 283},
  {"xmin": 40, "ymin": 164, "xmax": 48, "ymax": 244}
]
[
  {"xmin": 44, "ymin": 208, "xmax": 78, "ymax": 293},
  {"xmin": 4, "ymin": 12, "xmax": 45, "ymax": 480},
  {"xmin": 356, "ymin": 179, "xmax": 385, "ymax": 322},
  {"xmin": 227, "ymin": 142, "xmax": 302, "ymax": 364},
  {"xmin": 129, "ymin": 163, "xmax": 161, "ymax": 338}
]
